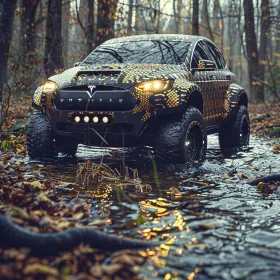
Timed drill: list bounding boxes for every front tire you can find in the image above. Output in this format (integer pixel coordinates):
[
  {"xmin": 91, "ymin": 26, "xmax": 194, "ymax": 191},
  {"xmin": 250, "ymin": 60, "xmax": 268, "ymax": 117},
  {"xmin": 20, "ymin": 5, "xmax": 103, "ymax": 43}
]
[
  {"xmin": 27, "ymin": 111, "xmax": 56, "ymax": 159},
  {"xmin": 154, "ymin": 106, "xmax": 207, "ymax": 164},
  {"xmin": 219, "ymin": 105, "xmax": 250, "ymax": 151}
]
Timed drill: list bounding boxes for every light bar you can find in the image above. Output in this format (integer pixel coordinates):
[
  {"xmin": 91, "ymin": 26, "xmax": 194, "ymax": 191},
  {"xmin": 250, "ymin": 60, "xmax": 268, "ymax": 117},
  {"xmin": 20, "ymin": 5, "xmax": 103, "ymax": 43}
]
[{"xmin": 102, "ymin": 116, "xmax": 109, "ymax": 123}]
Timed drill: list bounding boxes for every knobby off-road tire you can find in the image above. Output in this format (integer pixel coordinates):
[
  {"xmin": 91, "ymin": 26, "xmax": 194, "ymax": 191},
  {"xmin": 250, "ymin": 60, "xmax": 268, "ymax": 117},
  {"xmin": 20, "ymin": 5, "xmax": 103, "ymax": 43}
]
[
  {"xmin": 219, "ymin": 105, "xmax": 250, "ymax": 151},
  {"xmin": 27, "ymin": 111, "xmax": 78, "ymax": 159},
  {"xmin": 27, "ymin": 110, "xmax": 56, "ymax": 159},
  {"xmin": 154, "ymin": 106, "xmax": 207, "ymax": 164}
]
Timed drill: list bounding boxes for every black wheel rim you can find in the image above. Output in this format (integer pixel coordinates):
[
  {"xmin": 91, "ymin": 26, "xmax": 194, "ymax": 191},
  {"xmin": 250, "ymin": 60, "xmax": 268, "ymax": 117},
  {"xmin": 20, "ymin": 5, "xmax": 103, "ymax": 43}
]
[
  {"xmin": 240, "ymin": 115, "xmax": 250, "ymax": 146},
  {"xmin": 185, "ymin": 122, "xmax": 204, "ymax": 162}
]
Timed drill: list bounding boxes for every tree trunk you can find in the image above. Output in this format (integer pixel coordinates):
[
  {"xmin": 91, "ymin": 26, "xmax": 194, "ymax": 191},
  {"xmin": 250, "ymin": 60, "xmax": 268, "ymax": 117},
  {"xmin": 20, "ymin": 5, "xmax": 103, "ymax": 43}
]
[
  {"xmin": 44, "ymin": 0, "xmax": 64, "ymax": 77},
  {"xmin": 217, "ymin": 0, "xmax": 224, "ymax": 52},
  {"xmin": 192, "ymin": 0, "xmax": 199, "ymax": 35},
  {"xmin": 0, "ymin": 0, "xmax": 17, "ymax": 137},
  {"xmin": 173, "ymin": 0, "xmax": 183, "ymax": 34},
  {"xmin": 127, "ymin": 0, "xmax": 133, "ymax": 35},
  {"xmin": 20, "ymin": 0, "xmax": 39, "ymax": 60},
  {"xmin": 243, "ymin": 0, "xmax": 264, "ymax": 103},
  {"xmin": 62, "ymin": 1, "xmax": 70, "ymax": 68},
  {"xmin": 202, "ymin": 0, "xmax": 213, "ymax": 41},
  {"xmin": 259, "ymin": 0, "xmax": 270, "ymax": 99},
  {"xmin": 87, "ymin": 0, "xmax": 94, "ymax": 52},
  {"xmin": 177, "ymin": 0, "xmax": 183, "ymax": 33},
  {"xmin": 96, "ymin": 0, "xmax": 118, "ymax": 46}
]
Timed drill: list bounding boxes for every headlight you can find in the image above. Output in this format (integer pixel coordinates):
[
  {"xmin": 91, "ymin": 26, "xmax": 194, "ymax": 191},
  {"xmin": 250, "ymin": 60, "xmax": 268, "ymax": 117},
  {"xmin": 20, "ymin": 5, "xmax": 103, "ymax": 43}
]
[
  {"xmin": 133, "ymin": 80, "xmax": 173, "ymax": 93},
  {"xmin": 43, "ymin": 81, "xmax": 58, "ymax": 93}
]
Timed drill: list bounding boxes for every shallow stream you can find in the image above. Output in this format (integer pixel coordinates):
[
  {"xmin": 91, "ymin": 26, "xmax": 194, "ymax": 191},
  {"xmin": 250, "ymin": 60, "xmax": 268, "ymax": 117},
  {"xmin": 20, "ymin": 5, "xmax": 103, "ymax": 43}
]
[{"xmin": 30, "ymin": 134, "xmax": 280, "ymax": 279}]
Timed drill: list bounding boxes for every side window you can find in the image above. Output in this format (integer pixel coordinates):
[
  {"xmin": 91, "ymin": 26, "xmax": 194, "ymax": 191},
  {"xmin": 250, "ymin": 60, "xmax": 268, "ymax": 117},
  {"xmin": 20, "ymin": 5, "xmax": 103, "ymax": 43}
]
[
  {"xmin": 206, "ymin": 42, "xmax": 226, "ymax": 69},
  {"xmin": 191, "ymin": 42, "xmax": 208, "ymax": 68}
]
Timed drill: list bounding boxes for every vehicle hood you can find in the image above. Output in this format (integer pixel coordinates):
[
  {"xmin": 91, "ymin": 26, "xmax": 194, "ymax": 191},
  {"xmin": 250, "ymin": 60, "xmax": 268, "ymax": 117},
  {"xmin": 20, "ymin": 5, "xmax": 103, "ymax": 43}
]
[{"xmin": 48, "ymin": 64, "xmax": 190, "ymax": 89}]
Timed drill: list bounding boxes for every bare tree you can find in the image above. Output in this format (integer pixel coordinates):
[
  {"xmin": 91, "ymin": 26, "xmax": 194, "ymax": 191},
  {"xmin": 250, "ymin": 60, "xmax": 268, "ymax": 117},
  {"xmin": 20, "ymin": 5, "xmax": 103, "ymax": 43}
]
[
  {"xmin": 62, "ymin": 1, "xmax": 70, "ymax": 67},
  {"xmin": 86, "ymin": 0, "xmax": 95, "ymax": 51},
  {"xmin": 173, "ymin": 0, "xmax": 183, "ymax": 33},
  {"xmin": 259, "ymin": 0, "xmax": 271, "ymax": 89},
  {"xmin": 127, "ymin": 0, "xmax": 133, "ymax": 35},
  {"xmin": 20, "ymin": 0, "xmax": 40, "ymax": 59},
  {"xmin": 192, "ymin": 0, "xmax": 199, "ymax": 35},
  {"xmin": 201, "ymin": 0, "xmax": 213, "ymax": 41},
  {"xmin": 0, "ymin": 0, "xmax": 17, "ymax": 139},
  {"xmin": 243, "ymin": 0, "xmax": 264, "ymax": 103},
  {"xmin": 44, "ymin": 0, "xmax": 64, "ymax": 77},
  {"xmin": 96, "ymin": 0, "xmax": 118, "ymax": 46}
]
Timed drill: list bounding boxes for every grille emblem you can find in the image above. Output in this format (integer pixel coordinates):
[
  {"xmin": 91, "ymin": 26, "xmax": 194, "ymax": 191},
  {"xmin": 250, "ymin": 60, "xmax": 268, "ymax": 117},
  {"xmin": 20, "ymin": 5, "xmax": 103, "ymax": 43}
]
[{"xmin": 87, "ymin": 85, "xmax": 96, "ymax": 98}]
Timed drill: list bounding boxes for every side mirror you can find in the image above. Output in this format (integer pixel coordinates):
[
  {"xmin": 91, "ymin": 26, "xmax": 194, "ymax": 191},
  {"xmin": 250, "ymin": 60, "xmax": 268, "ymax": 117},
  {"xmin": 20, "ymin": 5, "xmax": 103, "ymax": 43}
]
[
  {"xmin": 73, "ymin": 62, "xmax": 81, "ymax": 67},
  {"xmin": 193, "ymin": 60, "xmax": 217, "ymax": 70}
]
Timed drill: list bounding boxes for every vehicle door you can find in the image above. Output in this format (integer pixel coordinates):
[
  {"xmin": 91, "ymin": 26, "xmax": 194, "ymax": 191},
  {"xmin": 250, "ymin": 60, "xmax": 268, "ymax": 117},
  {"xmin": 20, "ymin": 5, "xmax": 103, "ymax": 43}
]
[
  {"xmin": 190, "ymin": 41, "xmax": 217, "ymax": 126},
  {"xmin": 205, "ymin": 41, "xmax": 234, "ymax": 124}
]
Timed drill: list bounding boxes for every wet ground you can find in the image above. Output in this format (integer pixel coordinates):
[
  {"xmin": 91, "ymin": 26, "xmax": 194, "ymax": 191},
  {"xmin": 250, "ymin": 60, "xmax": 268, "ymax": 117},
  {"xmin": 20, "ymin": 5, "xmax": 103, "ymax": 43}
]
[{"xmin": 27, "ymin": 134, "xmax": 280, "ymax": 279}]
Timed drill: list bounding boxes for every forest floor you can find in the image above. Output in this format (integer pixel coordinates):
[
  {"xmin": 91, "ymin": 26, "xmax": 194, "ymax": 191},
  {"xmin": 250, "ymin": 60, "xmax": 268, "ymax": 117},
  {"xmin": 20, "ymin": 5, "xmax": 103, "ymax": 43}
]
[{"xmin": 1, "ymin": 100, "xmax": 280, "ymax": 280}]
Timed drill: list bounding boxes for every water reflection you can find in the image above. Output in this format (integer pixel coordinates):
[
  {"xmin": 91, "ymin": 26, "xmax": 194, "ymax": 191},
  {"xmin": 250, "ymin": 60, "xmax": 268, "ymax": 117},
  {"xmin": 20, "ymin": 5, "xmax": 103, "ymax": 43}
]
[{"xmin": 31, "ymin": 134, "xmax": 280, "ymax": 279}]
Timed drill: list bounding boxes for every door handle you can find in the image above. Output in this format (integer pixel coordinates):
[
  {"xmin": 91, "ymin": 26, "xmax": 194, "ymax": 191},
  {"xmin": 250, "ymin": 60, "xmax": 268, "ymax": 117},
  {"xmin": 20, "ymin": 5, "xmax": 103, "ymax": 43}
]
[{"xmin": 225, "ymin": 75, "xmax": 231, "ymax": 80}]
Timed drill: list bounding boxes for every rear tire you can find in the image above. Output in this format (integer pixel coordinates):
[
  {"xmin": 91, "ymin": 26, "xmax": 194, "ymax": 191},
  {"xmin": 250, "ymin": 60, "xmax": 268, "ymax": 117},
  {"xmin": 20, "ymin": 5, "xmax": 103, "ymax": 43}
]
[
  {"xmin": 219, "ymin": 105, "xmax": 250, "ymax": 151},
  {"xmin": 154, "ymin": 106, "xmax": 207, "ymax": 164},
  {"xmin": 27, "ymin": 111, "xmax": 55, "ymax": 159}
]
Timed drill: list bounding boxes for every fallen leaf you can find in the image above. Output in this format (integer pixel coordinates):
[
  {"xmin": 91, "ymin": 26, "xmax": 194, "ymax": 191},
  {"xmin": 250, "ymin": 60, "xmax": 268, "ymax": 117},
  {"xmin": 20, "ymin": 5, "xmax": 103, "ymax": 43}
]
[
  {"xmin": 102, "ymin": 264, "xmax": 123, "ymax": 276},
  {"xmin": 24, "ymin": 181, "xmax": 42, "ymax": 192},
  {"xmin": 223, "ymin": 173, "xmax": 230, "ymax": 179},
  {"xmin": 90, "ymin": 263, "xmax": 103, "ymax": 278},
  {"xmin": 23, "ymin": 263, "xmax": 59, "ymax": 276},
  {"xmin": 199, "ymin": 223, "xmax": 216, "ymax": 230},
  {"xmin": 10, "ymin": 206, "xmax": 29, "ymax": 219},
  {"xmin": 256, "ymin": 182, "xmax": 264, "ymax": 191}
]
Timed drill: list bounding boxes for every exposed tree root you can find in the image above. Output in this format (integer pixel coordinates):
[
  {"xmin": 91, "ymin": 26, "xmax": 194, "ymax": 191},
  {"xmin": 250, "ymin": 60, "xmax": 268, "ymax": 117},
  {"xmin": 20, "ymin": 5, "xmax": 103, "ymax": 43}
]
[
  {"xmin": 249, "ymin": 174, "xmax": 280, "ymax": 185},
  {"xmin": 0, "ymin": 215, "xmax": 158, "ymax": 255}
]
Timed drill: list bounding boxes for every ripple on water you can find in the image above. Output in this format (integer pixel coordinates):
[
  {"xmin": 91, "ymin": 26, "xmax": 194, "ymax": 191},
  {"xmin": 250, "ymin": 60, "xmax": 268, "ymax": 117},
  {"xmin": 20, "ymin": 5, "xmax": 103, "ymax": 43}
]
[{"xmin": 28, "ymin": 134, "xmax": 280, "ymax": 279}]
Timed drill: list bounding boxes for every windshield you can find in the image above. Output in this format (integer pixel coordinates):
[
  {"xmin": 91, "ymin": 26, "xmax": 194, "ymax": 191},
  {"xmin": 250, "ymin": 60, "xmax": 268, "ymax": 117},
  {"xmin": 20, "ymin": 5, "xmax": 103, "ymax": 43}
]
[{"xmin": 81, "ymin": 40, "xmax": 190, "ymax": 66}]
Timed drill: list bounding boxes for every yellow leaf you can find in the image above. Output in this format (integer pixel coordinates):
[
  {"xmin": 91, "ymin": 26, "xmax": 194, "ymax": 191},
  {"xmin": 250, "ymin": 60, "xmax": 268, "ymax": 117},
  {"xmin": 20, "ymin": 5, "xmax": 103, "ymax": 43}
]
[
  {"xmin": 23, "ymin": 263, "xmax": 59, "ymax": 276},
  {"xmin": 199, "ymin": 223, "xmax": 216, "ymax": 230},
  {"xmin": 73, "ymin": 212, "xmax": 84, "ymax": 219},
  {"xmin": 256, "ymin": 182, "xmax": 264, "ymax": 190},
  {"xmin": 10, "ymin": 206, "xmax": 29, "ymax": 219},
  {"xmin": 24, "ymin": 181, "xmax": 42, "ymax": 192}
]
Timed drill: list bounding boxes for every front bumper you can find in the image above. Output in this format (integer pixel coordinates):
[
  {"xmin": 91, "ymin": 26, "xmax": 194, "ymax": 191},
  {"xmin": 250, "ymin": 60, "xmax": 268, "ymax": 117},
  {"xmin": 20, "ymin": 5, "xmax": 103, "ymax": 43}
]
[
  {"xmin": 48, "ymin": 109, "xmax": 149, "ymax": 138},
  {"xmin": 37, "ymin": 83, "xmax": 186, "ymax": 141}
]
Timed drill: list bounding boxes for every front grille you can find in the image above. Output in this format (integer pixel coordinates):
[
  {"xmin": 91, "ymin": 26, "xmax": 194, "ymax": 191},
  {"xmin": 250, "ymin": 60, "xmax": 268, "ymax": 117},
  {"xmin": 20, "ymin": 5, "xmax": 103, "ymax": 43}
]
[{"xmin": 54, "ymin": 86, "xmax": 136, "ymax": 111}]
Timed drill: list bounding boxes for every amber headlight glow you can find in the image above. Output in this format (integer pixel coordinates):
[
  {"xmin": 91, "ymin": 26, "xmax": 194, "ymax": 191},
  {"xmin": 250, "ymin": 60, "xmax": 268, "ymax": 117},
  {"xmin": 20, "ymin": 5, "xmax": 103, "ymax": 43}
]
[
  {"xmin": 43, "ymin": 81, "xmax": 58, "ymax": 93},
  {"xmin": 133, "ymin": 80, "xmax": 173, "ymax": 93}
]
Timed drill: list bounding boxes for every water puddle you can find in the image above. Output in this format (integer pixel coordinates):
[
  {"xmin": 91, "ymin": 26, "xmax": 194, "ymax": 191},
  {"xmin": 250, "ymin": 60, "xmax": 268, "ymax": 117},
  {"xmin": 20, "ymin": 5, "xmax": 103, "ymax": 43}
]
[{"xmin": 24, "ymin": 134, "xmax": 280, "ymax": 279}]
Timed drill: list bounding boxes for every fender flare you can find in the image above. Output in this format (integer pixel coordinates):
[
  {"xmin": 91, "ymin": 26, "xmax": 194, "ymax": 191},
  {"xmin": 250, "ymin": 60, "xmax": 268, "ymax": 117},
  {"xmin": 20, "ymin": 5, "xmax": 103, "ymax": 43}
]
[
  {"xmin": 224, "ymin": 83, "xmax": 248, "ymax": 119},
  {"xmin": 185, "ymin": 88, "xmax": 204, "ymax": 114},
  {"xmin": 32, "ymin": 86, "xmax": 43, "ymax": 109}
]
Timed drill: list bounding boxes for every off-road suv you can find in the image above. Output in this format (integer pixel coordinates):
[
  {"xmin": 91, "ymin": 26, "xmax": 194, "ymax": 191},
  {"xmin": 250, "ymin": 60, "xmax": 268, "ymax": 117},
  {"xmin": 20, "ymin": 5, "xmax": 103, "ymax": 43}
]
[{"xmin": 27, "ymin": 34, "xmax": 250, "ymax": 164}]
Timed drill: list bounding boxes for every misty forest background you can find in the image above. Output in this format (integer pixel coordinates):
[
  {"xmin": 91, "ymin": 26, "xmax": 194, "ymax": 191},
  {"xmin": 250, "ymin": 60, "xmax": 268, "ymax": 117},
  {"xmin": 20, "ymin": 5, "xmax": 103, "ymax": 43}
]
[{"xmin": 1, "ymin": 0, "xmax": 280, "ymax": 115}]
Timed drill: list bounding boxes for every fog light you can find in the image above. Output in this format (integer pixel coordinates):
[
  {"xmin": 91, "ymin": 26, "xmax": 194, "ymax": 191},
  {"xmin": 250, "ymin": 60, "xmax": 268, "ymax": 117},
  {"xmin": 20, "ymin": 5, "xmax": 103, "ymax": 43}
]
[
  {"xmin": 93, "ymin": 116, "xmax": 99, "ymax": 123},
  {"xmin": 74, "ymin": 116, "xmax": 80, "ymax": 123},
  {"xmin": 102, "ymin": 116, "xmax": 109, "ymax": 124},
  {"xmin": 84, "ymin": 116, "xmax": 90, "ymax": 123}
]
